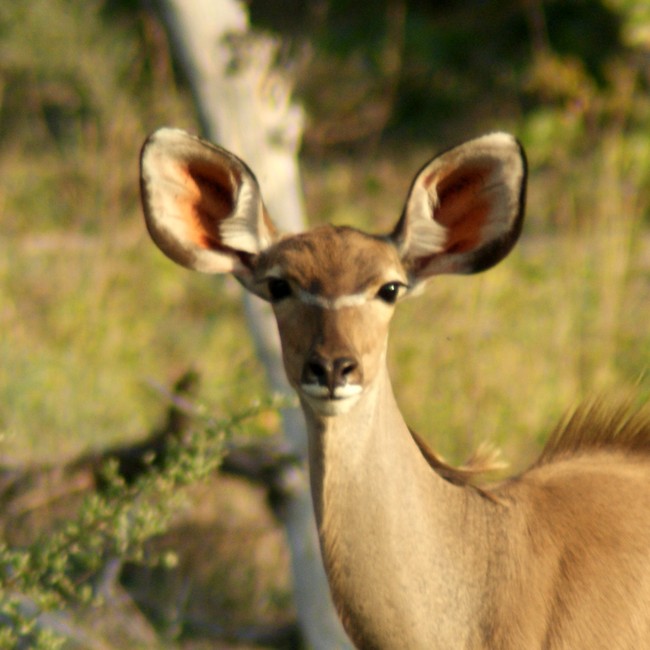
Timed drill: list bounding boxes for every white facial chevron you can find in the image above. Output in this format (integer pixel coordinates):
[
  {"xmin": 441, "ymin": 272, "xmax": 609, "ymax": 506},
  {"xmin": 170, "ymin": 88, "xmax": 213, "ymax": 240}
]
[{"xmin": 296, "ymin": 289, "xmax": 370, "ymax": 310}]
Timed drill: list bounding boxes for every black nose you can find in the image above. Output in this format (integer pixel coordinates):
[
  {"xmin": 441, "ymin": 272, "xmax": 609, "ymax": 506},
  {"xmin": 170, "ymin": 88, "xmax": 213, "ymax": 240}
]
[{"xmin": 303, "ymin": 354, "xmax": 359, "ymax": 394}]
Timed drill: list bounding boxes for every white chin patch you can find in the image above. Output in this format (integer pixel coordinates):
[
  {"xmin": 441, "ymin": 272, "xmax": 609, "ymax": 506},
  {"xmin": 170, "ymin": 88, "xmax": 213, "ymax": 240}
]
[{"xmin": 300, "ymin": 384, "xmax": 363, "ymax": 416}]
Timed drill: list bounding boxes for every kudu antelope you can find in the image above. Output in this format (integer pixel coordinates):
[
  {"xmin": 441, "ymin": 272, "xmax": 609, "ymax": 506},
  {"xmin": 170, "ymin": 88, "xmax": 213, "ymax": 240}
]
[{"xmin": 140, "ymin": 128, "xmax": 650, "ymax": 649}]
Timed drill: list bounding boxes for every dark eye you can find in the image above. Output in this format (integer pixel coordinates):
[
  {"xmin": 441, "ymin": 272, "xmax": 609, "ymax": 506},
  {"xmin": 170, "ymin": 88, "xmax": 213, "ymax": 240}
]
[
  {"xmin": 268, "ymin": 278, "xmax": 292, "ymax": 302},
  {"xmin": 376, "ymin": 282, "xmax": 402, "ymax": 304}
]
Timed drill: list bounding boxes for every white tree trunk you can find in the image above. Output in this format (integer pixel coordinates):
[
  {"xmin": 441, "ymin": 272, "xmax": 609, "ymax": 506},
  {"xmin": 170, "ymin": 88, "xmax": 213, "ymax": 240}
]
[{"xmin": 153, "ymin": 1, "xmax": 351, "ymax": 647}]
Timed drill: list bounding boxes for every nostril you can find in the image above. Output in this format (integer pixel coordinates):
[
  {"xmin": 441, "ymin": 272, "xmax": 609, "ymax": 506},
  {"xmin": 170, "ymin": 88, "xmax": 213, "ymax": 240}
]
[
  {"xmin": 303, "ymin": 355, "xmax": 360, "ymax": 393},
  {"xmin": 337, "ymin": 358, "xmax": 358, "ymax": 378},
  {"xmin": 333, "ymin": 357, "xmax": 359, "ymax": 385},
  {"xmin": 309, "ymin": 361, "xmax": 327, "ymax": 381},
  {"xmin": 303, "ymin": 355, "xmax": 332, "ymax": 388}
]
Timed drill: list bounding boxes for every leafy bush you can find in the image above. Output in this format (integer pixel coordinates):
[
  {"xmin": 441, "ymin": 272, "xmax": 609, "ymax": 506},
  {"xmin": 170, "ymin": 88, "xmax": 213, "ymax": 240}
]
[{"xmin": 0, "ymin": 398, "xmax": 282, "ymax": 649}]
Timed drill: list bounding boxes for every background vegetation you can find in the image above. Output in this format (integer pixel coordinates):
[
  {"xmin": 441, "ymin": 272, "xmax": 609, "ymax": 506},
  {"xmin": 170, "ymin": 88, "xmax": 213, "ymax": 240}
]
[{"xmin": 1, "ymin": 0, "xmax": 650, "ymax": 646}]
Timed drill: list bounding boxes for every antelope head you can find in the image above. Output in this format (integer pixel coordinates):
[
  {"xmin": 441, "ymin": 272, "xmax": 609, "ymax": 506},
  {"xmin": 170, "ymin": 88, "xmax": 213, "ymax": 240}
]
[{"xmin": 140, "ymin": 128, "xmax": 526, "ymax": 417}]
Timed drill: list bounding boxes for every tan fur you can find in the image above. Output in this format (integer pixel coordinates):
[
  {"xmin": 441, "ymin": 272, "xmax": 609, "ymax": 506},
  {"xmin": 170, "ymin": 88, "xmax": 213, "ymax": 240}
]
[{"xmin": 254, "ymin": 226, "xmax": 406, "ymax": 297}]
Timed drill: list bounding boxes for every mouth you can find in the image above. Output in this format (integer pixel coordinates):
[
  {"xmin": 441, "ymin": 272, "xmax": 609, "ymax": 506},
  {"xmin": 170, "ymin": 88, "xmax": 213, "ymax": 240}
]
[{"xmin": 299, "ymin": 383, "xmax": 363, "ymax": 416}]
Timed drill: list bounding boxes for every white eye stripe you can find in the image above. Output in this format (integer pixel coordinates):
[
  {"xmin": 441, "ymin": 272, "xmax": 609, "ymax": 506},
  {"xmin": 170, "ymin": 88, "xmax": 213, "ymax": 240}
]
[
  {"xmin": 297, "ymin": 290, "xmax": 368, "ymax": 310},
  {"xmin": 261, "ymin": 269, "xmax": 408, "ymax": 309},
  {"xmin": 259, "ymin": 274, "xmax": 364, "ymax": 309}
]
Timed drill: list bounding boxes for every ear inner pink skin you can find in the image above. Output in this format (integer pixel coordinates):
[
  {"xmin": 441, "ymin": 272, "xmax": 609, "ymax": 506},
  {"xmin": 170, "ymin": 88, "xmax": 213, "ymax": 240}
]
[{"xmin": 180, "ymin": 161, "xmax": 237, "ymax": 251}]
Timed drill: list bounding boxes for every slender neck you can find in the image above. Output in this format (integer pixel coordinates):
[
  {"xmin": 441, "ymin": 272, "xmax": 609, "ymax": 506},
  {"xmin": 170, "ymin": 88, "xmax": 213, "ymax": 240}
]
[{"xmin": 302, "ymin": 368, "xmax": 493, "ymax": 649}]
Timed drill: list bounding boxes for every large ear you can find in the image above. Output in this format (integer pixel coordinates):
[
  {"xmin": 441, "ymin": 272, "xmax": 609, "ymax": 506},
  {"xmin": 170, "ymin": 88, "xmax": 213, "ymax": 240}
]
[
  {"xmin": 391, "ymin": 132, "xmax": 527, "ymax": 281},
  {"xmin": 139, "ymin": 128, "xmax": 278, "ymax": 278}
]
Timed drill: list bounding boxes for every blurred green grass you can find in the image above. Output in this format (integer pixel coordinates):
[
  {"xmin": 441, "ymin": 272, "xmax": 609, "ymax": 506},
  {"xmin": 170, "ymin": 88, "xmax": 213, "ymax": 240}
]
[{"xmin": 1, "ymin": 0, "xmax": 650, "ymax": 472}]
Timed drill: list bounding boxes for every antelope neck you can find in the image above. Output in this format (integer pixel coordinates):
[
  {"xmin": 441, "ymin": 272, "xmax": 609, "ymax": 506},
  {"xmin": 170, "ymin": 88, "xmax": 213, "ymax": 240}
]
[{"xmin": 301, "ymin": 368, "xmax": 492, "ymax": 648}]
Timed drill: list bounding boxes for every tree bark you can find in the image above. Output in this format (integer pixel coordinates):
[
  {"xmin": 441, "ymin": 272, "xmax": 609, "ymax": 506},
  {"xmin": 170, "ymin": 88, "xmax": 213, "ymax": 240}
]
[{"xmin": 151, "ymin": 1, "xmax": 351, "ymax": 647}]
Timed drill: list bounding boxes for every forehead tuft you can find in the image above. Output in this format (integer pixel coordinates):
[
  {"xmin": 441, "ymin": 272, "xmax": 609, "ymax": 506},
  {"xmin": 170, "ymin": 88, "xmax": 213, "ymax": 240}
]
[{"xmin": 258, "ymin": 225, "xmax": 403, "ymax": 295}]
